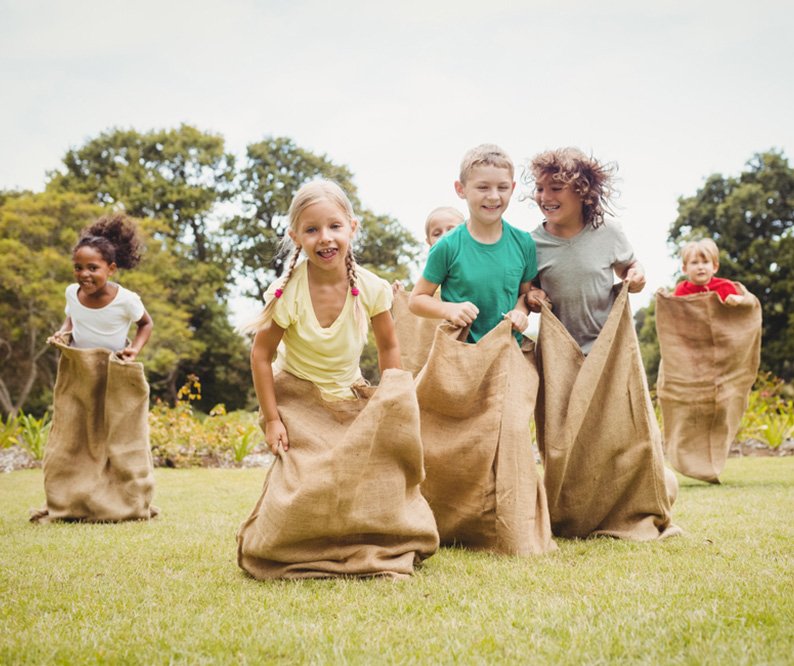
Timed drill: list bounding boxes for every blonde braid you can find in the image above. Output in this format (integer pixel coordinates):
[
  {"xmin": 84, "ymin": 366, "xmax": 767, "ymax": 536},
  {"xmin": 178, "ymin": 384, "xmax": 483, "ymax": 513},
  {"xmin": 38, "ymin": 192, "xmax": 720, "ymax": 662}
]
[
  {"xmin": 241, "ymin": 245, "xmax": 302, "ymax": 333},
  {"xmin": 346, "ymin": 248, "xmax": 368, "ymax": 339}
]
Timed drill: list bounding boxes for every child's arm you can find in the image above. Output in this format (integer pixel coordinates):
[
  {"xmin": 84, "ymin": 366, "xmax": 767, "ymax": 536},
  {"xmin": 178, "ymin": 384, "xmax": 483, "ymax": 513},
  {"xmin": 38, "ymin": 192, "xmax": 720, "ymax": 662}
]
[
  {"xmin": 371, "ymin": 311, "xmax": 401, "ymax": 372},
  {"xmin": 503, "ymin": 281, "xmax": 531, "ymax": 333},
  {"xmin": 409, "ymin": 277, "xmax": 479, "ymax": 327},
  {"xmin": 524, "ymin": 284, "xmax": 550, "ymax": 312},
  {"xmin": 120, "ymin": 310, "xmax": 154, "ymax": 361},
  {"xmin": 50, "ymin": 316, "xmax": 73, "ymax": 343},
  {"xmin": 251, "ymin": 321, "xmax": 289, "ymax": 454},
  {"xmin": 616, "ymin": 260, "xmax": 646, "ymax": 293}
]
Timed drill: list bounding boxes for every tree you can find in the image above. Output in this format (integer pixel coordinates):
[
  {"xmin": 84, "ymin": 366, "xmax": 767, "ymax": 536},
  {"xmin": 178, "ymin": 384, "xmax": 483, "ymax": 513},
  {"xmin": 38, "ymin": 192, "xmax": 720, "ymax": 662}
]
[
  {"xmin": 47, "ymin": 124, "xmax": 236, "ymax": 262},
  {"xmin": 0, "ymin": 191, "xmax": 98, "ymax": 415},
  {"xmin": 668, "ymin": 149, "xmax": 794, "ymax": 379}
]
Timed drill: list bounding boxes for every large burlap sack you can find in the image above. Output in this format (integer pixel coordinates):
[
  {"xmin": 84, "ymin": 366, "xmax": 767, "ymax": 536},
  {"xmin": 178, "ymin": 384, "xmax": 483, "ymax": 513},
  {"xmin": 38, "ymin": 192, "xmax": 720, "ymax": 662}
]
[
  {"xmin": 655, "ymin": 286, "xmax": 762, "ymax": 483},
  {"xmin": 536, "ymin": 283, "xmax": 680, "ymax": 540},
  {"xmin": 31, "ymin": 339, "xmax": 157, "ymax": 523},
  {"xmin": 416, "ymin": 320, "xmax": 556, "ymax": 555},
  {"xmin": 392, "ymin": 287, "xmax": 443, "ymax": 377},
  {"xmin": 237, "ymin": 368, "xmax": 439, "ymax": 580}
]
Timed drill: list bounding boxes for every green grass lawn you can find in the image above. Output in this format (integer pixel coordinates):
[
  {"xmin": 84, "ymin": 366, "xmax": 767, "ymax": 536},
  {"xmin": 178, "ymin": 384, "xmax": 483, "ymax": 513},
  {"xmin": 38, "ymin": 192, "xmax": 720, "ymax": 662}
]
[{"xmin": 2, "ymin": 458, "xmax": 792, "ymax": 665}]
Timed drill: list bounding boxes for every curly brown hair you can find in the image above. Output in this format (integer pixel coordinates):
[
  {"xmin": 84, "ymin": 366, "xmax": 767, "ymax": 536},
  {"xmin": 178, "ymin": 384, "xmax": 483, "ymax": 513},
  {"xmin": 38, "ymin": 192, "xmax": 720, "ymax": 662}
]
[
  {"xmin": 74, "ymin": 213, "xmax": 143, "ymax": 269},
  {"xmin": 525, "ymin": 147, "xmax": 618, "ymax": 229}
]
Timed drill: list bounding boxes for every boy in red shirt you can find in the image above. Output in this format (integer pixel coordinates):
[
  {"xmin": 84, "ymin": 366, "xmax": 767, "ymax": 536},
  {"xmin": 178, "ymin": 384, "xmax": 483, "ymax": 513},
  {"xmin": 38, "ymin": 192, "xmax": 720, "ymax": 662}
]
[{"xmin": 673, "ymin": 239, "xmax": 751, "ymax": 306}]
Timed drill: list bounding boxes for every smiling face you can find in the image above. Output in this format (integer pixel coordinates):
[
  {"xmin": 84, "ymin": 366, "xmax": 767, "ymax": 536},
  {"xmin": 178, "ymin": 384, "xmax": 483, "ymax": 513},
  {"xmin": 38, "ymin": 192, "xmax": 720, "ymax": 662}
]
[
  {"xmin": 455, "ymin": 165, "xmax": 515, "ymax": 228},
  {"xmin": 682, "ymin": 253, "xmax": 718, "ymax": 286},
  {"xmin": 288, "ymin": 198, "xmax": 357, "ymax": 275},
  {"xmin": 73, "ymin": 245, "xmax": 116, "ymax": 298},
  {"xmin": 533, "ymin": 174, "xmax": 585, "ymax": 232}
]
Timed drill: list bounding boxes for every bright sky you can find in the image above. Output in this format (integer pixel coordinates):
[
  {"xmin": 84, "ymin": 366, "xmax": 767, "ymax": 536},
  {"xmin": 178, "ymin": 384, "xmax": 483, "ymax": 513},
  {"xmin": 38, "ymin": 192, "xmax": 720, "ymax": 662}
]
[{"xmin": 2, "ymin": 0, "xmax": 792, "ymax": 317}]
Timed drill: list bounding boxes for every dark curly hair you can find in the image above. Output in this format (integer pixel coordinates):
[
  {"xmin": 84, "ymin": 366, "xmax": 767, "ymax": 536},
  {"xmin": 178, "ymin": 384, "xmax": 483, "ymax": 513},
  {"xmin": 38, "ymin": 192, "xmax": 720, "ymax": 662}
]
[
  {"xmin": 73, "ymin": 213, "xmax": 143, "ymax": 269},
  {"xmin": 524, "ymin": 147, "xmax": 618, "ymax": 229}
]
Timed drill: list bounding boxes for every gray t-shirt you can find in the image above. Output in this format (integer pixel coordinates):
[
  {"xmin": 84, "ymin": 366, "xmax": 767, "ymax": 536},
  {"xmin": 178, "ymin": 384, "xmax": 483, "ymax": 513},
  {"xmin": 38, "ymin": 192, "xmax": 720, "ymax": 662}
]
[{"xmin": 531, "ymin": 220, "xmax": 635, "ymax": 354}]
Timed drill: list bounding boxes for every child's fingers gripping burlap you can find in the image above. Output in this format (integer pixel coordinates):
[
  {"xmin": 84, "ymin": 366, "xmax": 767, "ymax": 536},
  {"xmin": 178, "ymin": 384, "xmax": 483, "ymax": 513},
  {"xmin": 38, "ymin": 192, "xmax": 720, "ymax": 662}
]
[
  {"xmin": 31, "ymin": 340, "xmax": 158, "ymax": 523},
  {"xmin": 416, "ymin": 319, "xmax": 557, "ymax": 556},
  {"xmin": 655, "ymin": 285, "xmax": 762, "ymax": 483},
  {"xmin": 536, "ymin": 283, "xmax": 680, "ymax": 540},
  {"xmin": 236, "ymin": 368, "xmax": 439, "ymax": 580}
]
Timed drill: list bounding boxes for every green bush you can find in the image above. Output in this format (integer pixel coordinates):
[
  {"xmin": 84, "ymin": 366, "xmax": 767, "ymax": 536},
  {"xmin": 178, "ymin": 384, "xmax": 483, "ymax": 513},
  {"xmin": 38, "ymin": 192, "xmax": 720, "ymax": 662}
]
[
  {"xmin": 17, "ymin": 411, "xmax": 51, "ymax": 460},
  {"xmin": 738, "ymin": 372, "xmax": 794, "ymax": 448},
  {"xmin": 148, "ymin": 375, "xmax": 261, "ymax": 467},
  {"xmin": 1, "ymin": 413, "xmax": 20, "ymax": 449}
]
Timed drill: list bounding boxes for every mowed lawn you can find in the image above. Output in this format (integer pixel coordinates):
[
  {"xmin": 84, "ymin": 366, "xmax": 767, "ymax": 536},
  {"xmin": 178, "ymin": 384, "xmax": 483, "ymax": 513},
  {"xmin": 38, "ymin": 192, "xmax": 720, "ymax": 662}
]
[{"xmin": 1, "ymin": 457, "xmax": 792, "ymax": 665}]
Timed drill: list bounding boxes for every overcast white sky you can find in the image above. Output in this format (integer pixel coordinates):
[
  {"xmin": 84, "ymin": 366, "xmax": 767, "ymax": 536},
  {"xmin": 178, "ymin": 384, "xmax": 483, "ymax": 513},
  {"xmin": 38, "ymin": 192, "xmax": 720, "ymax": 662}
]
[{"xmin": 2, "ymin": 0, "xmax": 792, "ymax": 317}]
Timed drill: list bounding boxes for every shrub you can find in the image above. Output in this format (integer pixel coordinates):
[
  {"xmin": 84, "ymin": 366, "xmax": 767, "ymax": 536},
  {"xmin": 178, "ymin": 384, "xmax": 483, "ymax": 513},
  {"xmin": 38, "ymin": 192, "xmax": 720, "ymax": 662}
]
[
  {"xmin": 1, "ymin": 413, "xmax": 20, "ymax": 449},
  {"xmin": 738, "ymin": 372, "xmax": 794, "ymax": 448},
  {"xmin": 17, "ymin": 411, "xmax": 51, "ymax": 460},
  {"xmin": 148, "ymin": 375, "xmax": 262, "ymax": 467}
]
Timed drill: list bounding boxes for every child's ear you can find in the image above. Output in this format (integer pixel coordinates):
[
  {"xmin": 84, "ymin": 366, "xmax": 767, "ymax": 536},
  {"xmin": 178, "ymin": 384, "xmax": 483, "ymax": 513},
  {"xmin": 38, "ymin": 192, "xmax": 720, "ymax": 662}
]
[
  {"xmin": 350, "ymin": 217, "xmax": 358, "ymax": 235},
  {"xmin": 454, "ymin": 180, "xmax": 466, "ymax": 199},
  {"xmin": 288, "ymin": 229, "xmax": 298, "ymax": 244},
  {"xmin": 108, "ymin": 262, "xmax": 118, "ymax": 276}
]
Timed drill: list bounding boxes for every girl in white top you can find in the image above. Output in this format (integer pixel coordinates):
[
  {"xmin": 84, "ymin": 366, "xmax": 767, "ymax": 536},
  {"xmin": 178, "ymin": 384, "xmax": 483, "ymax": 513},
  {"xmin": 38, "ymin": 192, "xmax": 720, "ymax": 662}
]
[
  {"xmin": 52, "ymin": 214, "xmax": 153, "ymax": 360},
  {"xmin": 246, "ymin": 180, "xmax": 400, "ymax": 454}
]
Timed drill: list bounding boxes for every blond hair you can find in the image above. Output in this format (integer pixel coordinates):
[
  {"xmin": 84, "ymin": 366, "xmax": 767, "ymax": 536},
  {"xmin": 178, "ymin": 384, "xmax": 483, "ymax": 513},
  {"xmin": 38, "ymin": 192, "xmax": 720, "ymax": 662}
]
[
  {"xmin": 681, "ymin": 238, "xmax": 720, "ymax": 266},
  {"xmin": 459, "ymin": 144, "xmax": 514, "ymax": 183},
  {"xmin": 243, "ymin": 180, "xmax": 367, "ymax": 339},
  {"xmin": 526, "ymin": 147, "xmax": 617, "ymax": 229},
  {"xmin": 423, "ymin": 206, "xmax": 464, "ymax": 237}
]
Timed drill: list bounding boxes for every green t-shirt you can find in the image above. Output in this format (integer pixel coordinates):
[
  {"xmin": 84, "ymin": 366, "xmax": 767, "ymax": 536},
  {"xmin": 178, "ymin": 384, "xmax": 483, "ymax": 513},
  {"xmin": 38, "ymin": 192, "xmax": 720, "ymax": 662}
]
[{"xmin": 422, "ymin": 220, "xmax": 537, "ymax": 342}]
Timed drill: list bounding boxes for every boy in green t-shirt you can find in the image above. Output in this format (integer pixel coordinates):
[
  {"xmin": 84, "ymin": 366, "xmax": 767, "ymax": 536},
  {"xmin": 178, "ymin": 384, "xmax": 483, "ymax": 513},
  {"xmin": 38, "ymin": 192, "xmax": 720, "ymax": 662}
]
[{"xmin": 409, "ymin": 144, "xmax": 537, "ymax": 342}]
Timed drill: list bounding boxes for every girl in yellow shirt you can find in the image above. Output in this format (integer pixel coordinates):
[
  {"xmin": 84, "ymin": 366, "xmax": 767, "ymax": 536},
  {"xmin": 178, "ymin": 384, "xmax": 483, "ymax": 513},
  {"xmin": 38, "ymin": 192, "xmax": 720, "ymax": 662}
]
[{"xmin": 246, "ymin": 180, "xmax": 400, "ymax": 454}]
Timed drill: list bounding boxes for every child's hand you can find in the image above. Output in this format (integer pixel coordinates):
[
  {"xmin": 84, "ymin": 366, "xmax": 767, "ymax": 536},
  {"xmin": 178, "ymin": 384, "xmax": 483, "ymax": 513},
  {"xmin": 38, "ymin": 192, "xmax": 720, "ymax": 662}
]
[
  {"xmin": 48, "ymin": 330, "xmax": 70, "ymax": 345},
  {"xmin": 443, "ymin": 301, "xmax": 479, "ymax": 328},
  {"xmin": 724, "ymin": 294, "xmax": 746, "ymax": 307},
  {"xmin": 503, "ymin": 310, "xmax": 529, "ymax": 334},
  {"xmin": 262, "ymin": 418, "xmax": 289, "ymax": 454},
  {"xmin": 525, "ymin": 287, "xmax": 550, "ymax": 312},
  {"xmin": 391, "ymin": 281, "xmax": 404, "ymax": 296},
  {"xmin": 119, "ymin": 346, "xmax": 140, "ymax": 361},
  {"xmin": 624, "ymin": 266, "xmax": 646, "ymax": 293}
]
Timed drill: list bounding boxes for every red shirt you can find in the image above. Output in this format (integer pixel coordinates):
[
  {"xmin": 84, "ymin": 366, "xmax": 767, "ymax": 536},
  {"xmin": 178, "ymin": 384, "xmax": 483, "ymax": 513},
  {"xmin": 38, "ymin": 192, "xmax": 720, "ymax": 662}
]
[{"xmin": 673, "ymin": 277, "xmax": 739, "ymax": 301}]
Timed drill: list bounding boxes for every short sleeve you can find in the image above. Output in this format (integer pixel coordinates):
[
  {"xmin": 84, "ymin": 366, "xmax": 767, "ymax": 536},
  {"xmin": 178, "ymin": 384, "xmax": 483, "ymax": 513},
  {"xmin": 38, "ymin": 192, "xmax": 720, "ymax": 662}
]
[
  {"xmin": 422, "ymin": 236, "xmax": 451, "ymax": 285},
  {"xmin": 610, "ymin": 222, "xmax": 636, "ymax": 271},
  {"xmin": 364, "ymin": 276, "xmax": 392, "ymax": 318},
  {"xmin": 521, "ymin": 233, "xmax": 538, "ymax": 283},
  {"xmin": 125, "ymin": 290, "xmax": 145, "ymax": 322},
  {"xmin": 264, "ymin": 280, "xmax": 294, "ymax": 330}
]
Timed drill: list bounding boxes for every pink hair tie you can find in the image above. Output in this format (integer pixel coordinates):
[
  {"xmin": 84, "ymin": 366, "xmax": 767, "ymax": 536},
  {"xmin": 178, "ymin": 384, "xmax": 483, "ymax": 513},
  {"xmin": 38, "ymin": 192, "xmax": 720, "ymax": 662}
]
[
  {"xmin": 274, "ymin": 288, "xmax": 283, "ymax": 298},
  {"xmin": 350, "ymin": 287, "xmax": 360, "ymax": 296}
]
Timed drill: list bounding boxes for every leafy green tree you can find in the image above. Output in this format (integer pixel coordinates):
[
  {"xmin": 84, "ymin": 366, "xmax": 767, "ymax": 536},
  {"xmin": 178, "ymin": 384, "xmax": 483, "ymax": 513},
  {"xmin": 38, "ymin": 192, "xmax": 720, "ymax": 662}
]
[
  {"xmin": 47, "ymin": 124, "xmax": 236, "ymax": 261},
  {"xmin": 0, "ymin": 191, "xmax": 96, "ymax": 415},
  {"xmin": 668, "ymin": 149, "xmax": 794, "ymax": 379}
]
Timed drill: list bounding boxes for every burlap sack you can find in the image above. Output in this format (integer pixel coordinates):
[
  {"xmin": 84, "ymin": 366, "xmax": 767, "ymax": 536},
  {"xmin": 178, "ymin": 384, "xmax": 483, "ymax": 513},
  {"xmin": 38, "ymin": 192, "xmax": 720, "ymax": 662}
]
[
  {"xmin": 392, "ymin": 287, "xmax": 443, "ymax": 377},
  {"xmin": 237, "ymin": 368, "xmax": 439, "ymax": 580},
  {"xmin": 655, "ymin": 286, "xmax": 762, "ymax": 483},
  {"xmin": 31, "ymin": 339, "xmax": 157, "ymax": 523},
  {"xmin": 536, "ymin": 284, "xmax": 680, "ymax": 540},
  {"xmin": 416, "ymin": 320, "xmax": 556, "ymax": 555}
]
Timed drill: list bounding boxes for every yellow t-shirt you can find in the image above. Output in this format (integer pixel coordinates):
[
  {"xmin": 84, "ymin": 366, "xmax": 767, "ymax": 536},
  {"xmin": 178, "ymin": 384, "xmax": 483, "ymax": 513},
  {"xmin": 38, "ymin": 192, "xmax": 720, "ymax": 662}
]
[{"xmin": 266, "ymin": 261, "xmax": 392, "ymax": 399}]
